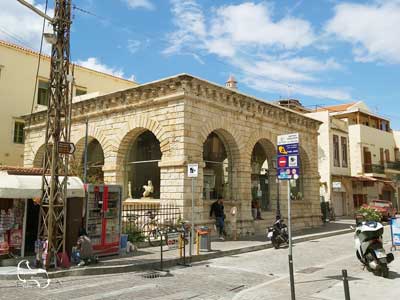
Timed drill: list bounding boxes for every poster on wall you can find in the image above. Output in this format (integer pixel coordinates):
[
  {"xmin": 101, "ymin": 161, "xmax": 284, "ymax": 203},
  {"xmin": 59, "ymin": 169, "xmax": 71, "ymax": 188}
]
[
  {"xmin": 9, "ymin": 229, "xmax": 22, "ymax": 248},
  {"xmin": 391, "ymin": 217, "xmax": 400, "ymax": 246}
]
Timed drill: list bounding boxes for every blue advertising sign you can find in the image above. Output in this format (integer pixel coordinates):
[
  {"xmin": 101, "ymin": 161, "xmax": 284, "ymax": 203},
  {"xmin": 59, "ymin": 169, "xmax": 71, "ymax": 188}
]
[
  {"xmin": 391, "ymin": 217, "xmax": 400, "ymax": 246},
  {"xmin": 277, "ymin": 133, "xmax": 300, "ymax": 181}
]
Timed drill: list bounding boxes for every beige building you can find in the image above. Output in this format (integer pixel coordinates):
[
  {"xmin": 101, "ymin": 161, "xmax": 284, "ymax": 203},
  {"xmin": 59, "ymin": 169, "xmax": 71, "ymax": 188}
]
[
  {"xmin": 307, "ymin": 108, "xmax": 352, "ymax": 217},
  {"xmin": 0, "ymin": 40, "xmax": 137, "ymax": 166},
  {"xmin": 314, "ymin": 101, "xmax": 400, "ymax": 212},
  {"xmin": 24, "ymin": 74, "xmax": 322, "ymax": 234}
]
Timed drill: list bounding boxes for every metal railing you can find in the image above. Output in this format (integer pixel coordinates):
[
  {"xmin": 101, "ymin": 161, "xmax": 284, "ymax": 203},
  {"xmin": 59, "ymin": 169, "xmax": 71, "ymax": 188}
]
[
  {"xmin": 363, "ymin": 163, "xmax": 385, "ymax": 174},
  {"xmin": 385, "ymin": 161, "xmax": 400, "ymax": 171},
  {"xmin": 122, "ymin": 203, "xmax": 183, "ymax": 239}
]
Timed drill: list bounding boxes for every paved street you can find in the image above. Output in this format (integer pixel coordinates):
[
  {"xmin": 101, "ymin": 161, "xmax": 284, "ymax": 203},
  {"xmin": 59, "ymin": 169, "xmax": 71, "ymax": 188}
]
[{"xmin": 0, "ymin": 228, "xmax": 399, "ymax": 300}]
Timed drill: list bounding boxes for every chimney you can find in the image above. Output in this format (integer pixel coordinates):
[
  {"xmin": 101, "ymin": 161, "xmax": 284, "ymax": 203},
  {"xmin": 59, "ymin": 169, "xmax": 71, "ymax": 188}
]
[{"xmin": 225, "ymin": 75, "xmax": 238, "ymax": 90}]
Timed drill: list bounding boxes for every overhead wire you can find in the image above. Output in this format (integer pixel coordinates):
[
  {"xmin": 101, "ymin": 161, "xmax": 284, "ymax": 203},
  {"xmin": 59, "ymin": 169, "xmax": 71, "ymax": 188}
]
[{"xmin": 26, "ymin": 0, "xmax": 49, "ymax": 158}]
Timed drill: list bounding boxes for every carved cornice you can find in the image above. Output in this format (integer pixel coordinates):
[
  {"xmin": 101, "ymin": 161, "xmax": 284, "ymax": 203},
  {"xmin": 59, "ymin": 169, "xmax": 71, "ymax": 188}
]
[{"xmin": 24, "ymin": 74, "xmax": 321, "ymax": 132}]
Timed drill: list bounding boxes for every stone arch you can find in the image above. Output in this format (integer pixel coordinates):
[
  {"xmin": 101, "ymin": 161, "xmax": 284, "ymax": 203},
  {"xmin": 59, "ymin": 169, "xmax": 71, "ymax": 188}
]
[
  {"xmin": 71, "ymin": 125, "xmax": 110, "ymax": 163},
  {"xmin": 114, "ymin": 118, "xmax": 168, "ymax": 197},
  {"xmin": 245, "ymin": 130, "xmax": 277, "ymax": 166},
  {"xmin": 33, "ymin": 143, "xmax": 46, "ymax": 168},
  {"xmin": 199, "ymin": 119, "xmax": 244, "ymax": 154},
  {"xmin": 248, "ymin": 137, "xmax": 277, "ymax": 212},
  {"xmin": 71, "ymin": 136, "xmax": 105, "ymax": 183},
  {"xmin": 201, "ymin": 127, "xmax": 241, "ymax": 201},
  {"xmin": 115, "ymin": 117, "xmax": 170, "ymax": 168}
]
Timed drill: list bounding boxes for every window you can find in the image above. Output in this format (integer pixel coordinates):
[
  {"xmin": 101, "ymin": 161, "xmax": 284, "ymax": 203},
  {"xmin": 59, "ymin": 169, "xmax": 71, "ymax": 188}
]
[
  {"xmin": 380, "ymin": 148, "xmax": 384, "ymax": 165},
  {"xmin": 341, "ymin": 137, "xmax": 348, "ymax": 168},
  {"xmin": 13, "ymin": 121, "xmax": 24, "ymax": 144},
  {"xmin": 395, "ymin": 148, "xmax": 400, "ymax": 161},
  {"xmin": 385, "ymin": 149, "xmax": 390, "ymax": 162},
  {"xmin": 37, "ymin": 80, "xmax": 49, "ymax": 106},
  {"xmin": 75, "ymin": 88, "xmax": 87, "ymax": 96},
  {"xmin": 333, "ymin": 135, "xmax": 340, "ymax": 167}
]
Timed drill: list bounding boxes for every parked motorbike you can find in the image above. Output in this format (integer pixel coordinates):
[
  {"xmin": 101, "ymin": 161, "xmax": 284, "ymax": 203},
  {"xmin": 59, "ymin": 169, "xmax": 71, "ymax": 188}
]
[
  {"xmin": 267, "ymin": 217, "xmax": 289, "ymax": 249},
  {"xmin": 354, "ymin": 221, "xmax": 394, "ymax": 278}
]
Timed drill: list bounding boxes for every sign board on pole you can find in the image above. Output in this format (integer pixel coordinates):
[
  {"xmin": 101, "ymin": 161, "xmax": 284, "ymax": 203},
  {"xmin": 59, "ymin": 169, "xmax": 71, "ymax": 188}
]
[
  {"xmin": 166, "ymin": 232, "xmax": 180, "ymax": 250},
  {"xmin": 332, "ymin": 182, "xmax": 342, "ymax": 190},
  {"xmin": 58, "ymin": 141, "xmax": 76, "ymax": 155},
  {"xmin": 187, "ymin": 163, "xmax": 199, "ymax": 178},
  {"xmin": 391, "ymin": 217, "xmax": 400, "ymax": 246},
  {"xmin": 277, "ymin": 133, "xmax": 300, "ymax": 180}
]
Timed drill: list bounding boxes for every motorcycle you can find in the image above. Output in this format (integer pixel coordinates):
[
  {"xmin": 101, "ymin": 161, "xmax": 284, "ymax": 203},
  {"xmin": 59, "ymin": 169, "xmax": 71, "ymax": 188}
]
[
  {"xmin": 354, "ymin": 221, "xmax": 394, "ymax": 278},
  {"xmin": 267, "ymin": 217, "xmax": 289, "ymax": 249}
]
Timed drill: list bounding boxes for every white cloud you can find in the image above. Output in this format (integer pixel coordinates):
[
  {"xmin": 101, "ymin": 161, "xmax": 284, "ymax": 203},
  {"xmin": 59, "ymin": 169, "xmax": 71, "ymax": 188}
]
[
  {"xmin": 325, "ymin": 1, "xmax": 400, "ymax": 64},
  {"xmin": 164, "ymin": 0, "xmax": 350, "ymax": 101},
  {"xmin": 163, "ymin": 0, "xmax": 206, "ymax": 55},
  {"xmin": 243, "ymin": 76, "xmax": 352, "ymax": 101},
  {"xmin": 124, "ymin": 0, "xmax": 154, "ymax": 10},
  {"xmin": 209, "ymin": 2, "xmax": 315, "ymax": 50},
  {"xmin": 76, "ymin": 57, "xmax": 135, "ymax": 81},
  {"xmin": 127, "ymin": 39, "xmax": 141, "ymax": 54},
  {"xmin": 0, "ymin": 0, "xmax": 53, "ymax": 52}
]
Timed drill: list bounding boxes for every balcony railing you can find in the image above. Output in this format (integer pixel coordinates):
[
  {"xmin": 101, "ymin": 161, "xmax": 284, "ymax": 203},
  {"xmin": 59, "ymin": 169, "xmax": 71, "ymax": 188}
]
[
  {"xmin": 385, "ymin": 161, "xmax": 400, "ymax": 171},
  {"xmin": 363, "ymin": 163, "xmax": 385, "ymax": 174}
]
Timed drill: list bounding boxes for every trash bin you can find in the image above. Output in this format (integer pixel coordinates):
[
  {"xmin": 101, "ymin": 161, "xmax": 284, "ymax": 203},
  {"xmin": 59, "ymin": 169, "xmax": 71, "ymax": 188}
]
[
  {"xmin": 120, "ymin": 234, "xmax": 128, "ymax": 251},
  {"xmin": 197, "ymin": 226, "xmax": 211, "ymax": 252}
]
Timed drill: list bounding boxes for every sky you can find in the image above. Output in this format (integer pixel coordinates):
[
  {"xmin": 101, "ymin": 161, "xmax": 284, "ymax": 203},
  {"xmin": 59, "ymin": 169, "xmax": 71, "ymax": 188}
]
[{"xmin": 1, "ymin": 0, "xmax": 400, "ymax": 127}]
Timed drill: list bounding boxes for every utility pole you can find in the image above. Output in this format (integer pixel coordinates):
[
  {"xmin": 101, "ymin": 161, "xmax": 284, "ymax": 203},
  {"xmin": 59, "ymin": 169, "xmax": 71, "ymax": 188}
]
[{"xmin": 18, "ymin": 0, "xmax": 73, "ymax": 268}]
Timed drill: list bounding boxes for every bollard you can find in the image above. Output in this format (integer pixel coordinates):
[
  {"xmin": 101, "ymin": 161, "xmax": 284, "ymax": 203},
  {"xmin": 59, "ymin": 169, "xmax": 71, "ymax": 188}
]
[
  {"xmin": 179, "ymin": 234, "xmax": 183, "ymax": 258},
  {"xmin": 160, "ymin": 232, "xmax": 163, "ymax": 271},
  {"xmin": 342, "ymin": 269, "xmax": 351, "ymax": 300},
  {"xmin": 196, "ymin": 231, "xmax": 200, "ymax": 255}
]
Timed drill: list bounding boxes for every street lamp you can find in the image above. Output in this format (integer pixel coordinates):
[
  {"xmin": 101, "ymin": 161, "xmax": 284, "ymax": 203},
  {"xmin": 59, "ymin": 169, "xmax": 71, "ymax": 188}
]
[{"xmin": 272, "ymin": 156, "xmax": 281, "ymax": 218}]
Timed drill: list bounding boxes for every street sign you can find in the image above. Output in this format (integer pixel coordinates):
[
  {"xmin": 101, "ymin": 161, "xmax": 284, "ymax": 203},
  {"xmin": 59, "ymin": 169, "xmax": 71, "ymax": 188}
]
[
  {"xmin": 187, "ymin": 163, "xmax": 198, "ymax": 178},
  {"xmin": 277, "ymin": 133, "xmax": 300, "ymax": 180},
  {"xmin": 166, "ymin": 232, "xmax": 180, "ymax": 250},
  {"xmin": 278, "ymin": 156, "xmax": 287, "ymax": 168},
  {"xmin": 277, "ymin": 133, "xmax": 299, "ymax": 146},
  {"xmin": 391, "ymin": 217, "xmax": 400, "ymax": 247},
  {"xmin": 332, "ymin": 182, "xmax": 342, "ymax": 189},
  {"xmin": 58, "ymin": 141, "xmax": 75, "ymax": 155}
]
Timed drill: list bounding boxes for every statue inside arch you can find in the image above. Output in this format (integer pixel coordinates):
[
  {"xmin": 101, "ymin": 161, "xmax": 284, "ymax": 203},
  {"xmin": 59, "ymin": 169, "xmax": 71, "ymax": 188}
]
[{"xmin": 142, "ymin": 180, "xmax": 154, "ymax": 198}]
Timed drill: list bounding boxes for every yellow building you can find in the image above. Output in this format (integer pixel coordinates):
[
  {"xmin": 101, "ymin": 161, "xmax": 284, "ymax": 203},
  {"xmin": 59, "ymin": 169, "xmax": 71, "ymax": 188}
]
[{"xmin": 0, "ymin": 40, "xmax": 137, "ymax": 166}]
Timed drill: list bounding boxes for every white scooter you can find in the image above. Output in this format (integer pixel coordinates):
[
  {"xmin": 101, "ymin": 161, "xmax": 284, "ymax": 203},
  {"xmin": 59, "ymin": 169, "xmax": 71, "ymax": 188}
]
[{"xmin": 354, "ymin": 221, "xmax": 394, "ymax": 278}]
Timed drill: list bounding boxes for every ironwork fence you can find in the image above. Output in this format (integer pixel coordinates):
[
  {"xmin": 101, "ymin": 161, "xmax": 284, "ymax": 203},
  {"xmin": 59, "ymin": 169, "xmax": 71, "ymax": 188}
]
[{"xmin": 122, "ymin": 203, "xmax": 183, "ymax": 238}]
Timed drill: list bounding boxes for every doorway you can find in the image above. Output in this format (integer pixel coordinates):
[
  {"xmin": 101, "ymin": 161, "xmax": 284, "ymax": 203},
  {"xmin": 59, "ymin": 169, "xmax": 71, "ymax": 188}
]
[{"xmin": 24, "ymin": 199, "xmax": 40, "ymax": 255}]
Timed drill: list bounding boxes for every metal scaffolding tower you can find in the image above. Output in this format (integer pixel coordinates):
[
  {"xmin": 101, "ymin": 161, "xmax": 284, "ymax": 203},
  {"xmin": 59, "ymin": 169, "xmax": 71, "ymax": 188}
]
[{"xmin": 18, "ymin": 0, "xmax": 72, "ymax": 268}]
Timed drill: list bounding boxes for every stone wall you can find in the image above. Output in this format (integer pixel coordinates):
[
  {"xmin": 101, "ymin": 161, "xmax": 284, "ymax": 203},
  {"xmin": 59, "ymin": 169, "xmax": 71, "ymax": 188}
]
[{"xmin": 24, "ymin": 74, "xmax": 322, "ymax": 235}]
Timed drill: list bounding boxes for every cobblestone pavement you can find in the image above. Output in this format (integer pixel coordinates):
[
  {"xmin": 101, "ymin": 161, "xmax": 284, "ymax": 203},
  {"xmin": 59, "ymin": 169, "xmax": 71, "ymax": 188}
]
[{"xmin": 1, "ymin": 228, "xmax": 399, "ymax": 300}]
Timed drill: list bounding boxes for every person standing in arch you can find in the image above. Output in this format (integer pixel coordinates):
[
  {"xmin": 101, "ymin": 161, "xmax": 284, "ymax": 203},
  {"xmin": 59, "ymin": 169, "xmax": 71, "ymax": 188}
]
[{"xmin": 210, "ymin": 196, "xmax": 226, "ymax": 240}]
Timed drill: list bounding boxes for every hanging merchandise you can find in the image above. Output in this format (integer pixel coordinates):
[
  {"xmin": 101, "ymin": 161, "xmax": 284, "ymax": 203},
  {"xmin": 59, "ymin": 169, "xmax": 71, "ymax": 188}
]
[{"xmin": 86, "ymin": 185, "xmax": 122, "ymax": 256}]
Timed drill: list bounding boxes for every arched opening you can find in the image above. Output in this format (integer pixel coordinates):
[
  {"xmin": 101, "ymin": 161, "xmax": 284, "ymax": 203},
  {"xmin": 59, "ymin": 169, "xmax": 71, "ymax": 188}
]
[
  {"xmin": 84, "ymin": 139, "xmax": 105, "ymax": 183},
  {"xmin": 125, "ymin": 130, "xmax": 162, "ymax": 199},
  {"xmin": 203, "ymin": 132, "xmax": 230, "ymax": 200},
  {"xmin": 33, "ymin": 144, "xmax": 46, "ymax": 168},
  {"xmin": 251, "ymin": 141, "xmax": 274, "ymax": 211}
]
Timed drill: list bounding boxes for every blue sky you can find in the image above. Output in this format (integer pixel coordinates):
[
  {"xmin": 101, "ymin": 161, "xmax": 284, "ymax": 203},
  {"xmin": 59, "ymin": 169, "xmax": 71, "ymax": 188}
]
[{"xmin": 1, "ymin": 0, "xmax": 400, "ymax": 127}]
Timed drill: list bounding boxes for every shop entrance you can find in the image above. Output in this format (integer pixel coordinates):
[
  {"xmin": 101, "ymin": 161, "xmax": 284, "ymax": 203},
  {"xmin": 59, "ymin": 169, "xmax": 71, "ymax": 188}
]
[{"xmin": 24, "ymin": 199, "xmax": 39, "ymax": 255}]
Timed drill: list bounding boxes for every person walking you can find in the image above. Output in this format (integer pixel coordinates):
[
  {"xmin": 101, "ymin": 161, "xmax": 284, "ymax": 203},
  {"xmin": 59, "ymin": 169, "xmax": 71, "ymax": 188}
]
[{"xmin": 210, "ymin": 196, "xmax": 226, "ymax": 240}]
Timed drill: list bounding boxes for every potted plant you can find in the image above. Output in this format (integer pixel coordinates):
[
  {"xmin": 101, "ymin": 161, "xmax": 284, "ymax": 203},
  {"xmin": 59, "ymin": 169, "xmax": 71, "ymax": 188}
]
[{"xmin": 355, "ymin": 206, "xmax": 382, "ymax": 225}]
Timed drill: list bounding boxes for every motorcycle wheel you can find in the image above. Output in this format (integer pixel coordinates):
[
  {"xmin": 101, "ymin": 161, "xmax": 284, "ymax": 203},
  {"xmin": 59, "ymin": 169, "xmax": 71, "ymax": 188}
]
[{"xmin": 272, "ymin": 239, "xmax": 280, "ymax": 249}]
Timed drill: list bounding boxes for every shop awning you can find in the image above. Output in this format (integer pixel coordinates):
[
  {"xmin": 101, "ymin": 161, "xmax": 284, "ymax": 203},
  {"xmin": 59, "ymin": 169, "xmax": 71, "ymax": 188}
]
[{"xmin": 0, "ymin": 171, "xmax": 84, "ymax": 199}]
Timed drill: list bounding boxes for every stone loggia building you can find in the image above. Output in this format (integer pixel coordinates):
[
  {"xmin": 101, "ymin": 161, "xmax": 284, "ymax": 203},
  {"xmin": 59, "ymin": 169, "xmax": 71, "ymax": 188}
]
[{"xmin": 24, "ymin": 74, "xmax": 322, "ymax": 234}]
